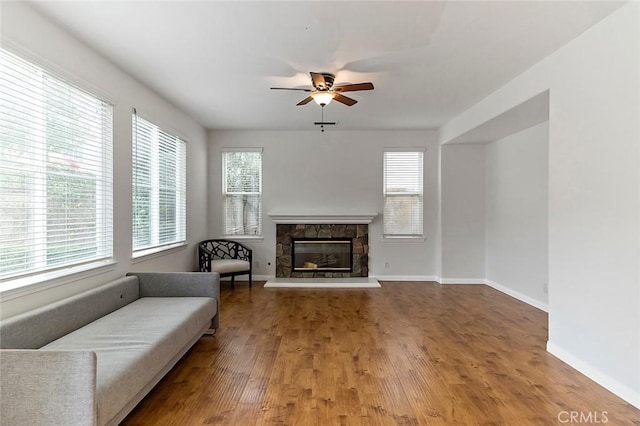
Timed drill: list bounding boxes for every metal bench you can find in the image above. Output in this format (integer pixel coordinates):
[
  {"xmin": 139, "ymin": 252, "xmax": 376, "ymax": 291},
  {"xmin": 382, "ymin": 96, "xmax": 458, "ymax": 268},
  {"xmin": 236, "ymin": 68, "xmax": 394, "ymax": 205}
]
[{"xmin": 198, "ymin": 239, "xmax": 252, "ymax": 288}]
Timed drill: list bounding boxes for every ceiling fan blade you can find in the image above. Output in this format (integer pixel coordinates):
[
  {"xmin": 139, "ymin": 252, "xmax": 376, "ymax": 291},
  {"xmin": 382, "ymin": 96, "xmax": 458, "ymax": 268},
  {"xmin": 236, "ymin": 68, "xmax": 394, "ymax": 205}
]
[
  {"xmin": 333, "ymin": 82, "xmax": 374, "ymax": 93},
  {"xmin": 297, "ymin": 96, "xmax": 313, "ymax": 106},
  {"xmin": 310, "ymin": 72, "xmax": 326, "ymax": 89},
  {"xmin": 270, "ymin": 87, "xmax": 312, "ymax": 92},
  {"xmin": 333, "ymin": 93, "xmax": 357, "ymax": 106}
]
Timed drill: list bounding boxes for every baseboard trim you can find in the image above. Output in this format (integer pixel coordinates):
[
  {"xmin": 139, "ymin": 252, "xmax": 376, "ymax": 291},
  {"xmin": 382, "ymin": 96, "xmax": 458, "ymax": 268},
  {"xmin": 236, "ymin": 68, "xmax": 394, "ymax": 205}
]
[
  {"xmin": 484, "ymin": 279, "xmax": 548, "ymax": 312},
  {"xmin": 371, "ymin": 275, "xmax": 439, "ymax": 282},
  {"xmin": 547, "ymin": 341, "xmax": 640, "ymax": 410},
  {"xmin": 439, "ymin": 278, "xmax": 486, "ymax": 284},
  {"xmin": 253, "ymin": 274, "xmax": 271, "ymax": 281},
  {"xmin": 220, "ymin": 274, "xmax": 271, "ymax": 282}
]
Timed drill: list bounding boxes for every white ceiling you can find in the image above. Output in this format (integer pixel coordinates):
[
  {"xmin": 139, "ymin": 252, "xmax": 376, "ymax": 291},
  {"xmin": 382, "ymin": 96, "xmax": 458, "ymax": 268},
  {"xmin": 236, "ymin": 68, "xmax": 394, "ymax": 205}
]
[{"xmin": 30, "ymin": 1, "xmax": 624, "ymax": 131}]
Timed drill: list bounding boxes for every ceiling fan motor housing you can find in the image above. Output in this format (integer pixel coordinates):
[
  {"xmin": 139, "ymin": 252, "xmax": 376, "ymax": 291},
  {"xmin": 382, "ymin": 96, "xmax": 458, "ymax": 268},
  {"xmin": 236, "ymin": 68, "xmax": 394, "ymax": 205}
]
[{"xmin": 315, "ymin": 73, "xmax": 335, "ymax": 90}]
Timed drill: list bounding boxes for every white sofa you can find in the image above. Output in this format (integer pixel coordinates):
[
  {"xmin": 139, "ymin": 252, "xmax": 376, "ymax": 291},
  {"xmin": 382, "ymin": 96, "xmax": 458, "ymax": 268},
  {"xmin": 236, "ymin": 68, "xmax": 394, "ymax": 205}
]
[{"xmin": 0, "ymin": 271, "xmax": 220, "ymax": 426}]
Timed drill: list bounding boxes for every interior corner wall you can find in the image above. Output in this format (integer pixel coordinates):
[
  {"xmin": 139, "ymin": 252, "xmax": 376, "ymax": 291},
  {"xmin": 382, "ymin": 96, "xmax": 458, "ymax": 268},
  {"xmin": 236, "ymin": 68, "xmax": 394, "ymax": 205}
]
[
  {"xmin": 440, "ymin": 144, "xmax": 486, "ymax": 282},
  {"xmin": 0, "ymin": 3, "xmax": 209, "ymax": 319},
  {"xmin": 485, "ymin": 122, "xmax": 549, "ymax": 308},
  {"xmin": 438, "ymin": 3, "xmax": 640, "ymax": 406},
  {"xmin": 207, "ymin": 130, "xmax": 440, "ymax": 280}
]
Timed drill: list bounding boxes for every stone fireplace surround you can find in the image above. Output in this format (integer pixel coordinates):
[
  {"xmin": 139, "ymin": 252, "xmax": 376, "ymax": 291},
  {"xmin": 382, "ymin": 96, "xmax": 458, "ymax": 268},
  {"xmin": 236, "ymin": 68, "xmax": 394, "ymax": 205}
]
[{"xmin": 270, "ymin": 214, "xmax": 376, "ymax": 279}]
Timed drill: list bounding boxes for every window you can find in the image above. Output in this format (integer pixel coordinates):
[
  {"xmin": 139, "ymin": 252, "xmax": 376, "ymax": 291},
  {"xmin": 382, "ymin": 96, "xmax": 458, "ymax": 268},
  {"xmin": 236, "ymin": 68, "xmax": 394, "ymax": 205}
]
[
  {"xmin": 0, "ymin": 48, "xmax": 113, "ymax": 282},
  {"xmin": 132, "ymin": 112, "xmax": 186, "ymax": 256},
  {"xmin": 383, "ymin": 150, "xmax": 424, "ymax": 238},
  {"xmin": 222, "ymin": 149, "xmax": 262, "ymax": 237}
]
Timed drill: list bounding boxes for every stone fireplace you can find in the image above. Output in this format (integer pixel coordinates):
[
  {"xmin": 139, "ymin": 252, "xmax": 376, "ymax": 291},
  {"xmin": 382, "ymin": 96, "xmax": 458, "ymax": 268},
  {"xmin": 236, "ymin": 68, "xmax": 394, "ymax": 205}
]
[{"xmin": 270, "ymin": 214, "xmax": 375, "ymax": 279}]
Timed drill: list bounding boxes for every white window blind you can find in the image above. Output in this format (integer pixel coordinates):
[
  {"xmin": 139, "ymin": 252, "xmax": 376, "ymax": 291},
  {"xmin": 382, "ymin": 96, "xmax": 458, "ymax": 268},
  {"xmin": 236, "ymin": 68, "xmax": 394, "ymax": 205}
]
[
  {"xmin": 0, "ymin": 48, "xmax": 113, "ymax": 281},
  {"xmin": 132, "ymin": 112, "xmax": 186, "ymax": 255},
  {"xmin": 222, "ymin": 149, "xmax": 262, "ymax": 237},
  {"xmin": 383, "ymin": 150, "xmax": 424, "ymax": 238}
]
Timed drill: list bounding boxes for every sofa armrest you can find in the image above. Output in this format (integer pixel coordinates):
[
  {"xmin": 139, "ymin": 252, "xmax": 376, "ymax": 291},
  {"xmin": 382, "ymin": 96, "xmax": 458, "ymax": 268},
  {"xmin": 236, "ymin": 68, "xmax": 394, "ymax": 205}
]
[
  {"xmin": 0, "ymin": 350, "xmax": 97, "ymax": 426},
  {"xmin": 127, "ymin": 272, "xmax": 221, "ymax": 328}
]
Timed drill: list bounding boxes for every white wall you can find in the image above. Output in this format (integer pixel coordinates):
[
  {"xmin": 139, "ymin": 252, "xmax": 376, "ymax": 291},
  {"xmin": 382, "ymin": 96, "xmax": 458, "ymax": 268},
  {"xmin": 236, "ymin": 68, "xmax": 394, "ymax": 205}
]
[
  {"xmin": 0, "ymin": 3, "xmax": 209, "ymax": 319},
  {"xmin": 440, "ymin": 3, "xmax": 640, "ymax": 407},
  {"xmin": 485, "ymin": 122, "xmax": 549, "ymax": 309},
  {"xmin": 207, "ymin": 130, "xmax": 439, "ymax": 279},
  {"xmin": 440, "ymin": 144, "xmax": 486, "ymax": 282}
]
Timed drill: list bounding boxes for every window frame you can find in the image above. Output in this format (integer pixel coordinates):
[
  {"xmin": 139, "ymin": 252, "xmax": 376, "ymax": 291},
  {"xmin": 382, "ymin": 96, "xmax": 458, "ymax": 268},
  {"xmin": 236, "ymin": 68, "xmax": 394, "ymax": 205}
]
[
  {"xmin": 383, "ymin": 148, "xmax": 425, "ymax": 240},
  {"xmin": 221, "ymin": 148, "xmax": 263, "ymax": 239},
  {"xmin": 0, "ymin": 46, "xmax": 114, "ymax": 293},
  {"xmin": 131, "ymin": 110, "xmax": 187, "ymax": 258}
]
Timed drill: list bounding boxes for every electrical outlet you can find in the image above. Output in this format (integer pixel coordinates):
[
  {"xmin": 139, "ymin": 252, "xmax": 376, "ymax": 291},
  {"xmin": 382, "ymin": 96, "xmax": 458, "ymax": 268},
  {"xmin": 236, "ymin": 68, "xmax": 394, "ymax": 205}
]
[
  {"xmin": 384, "ymin": 261, "xmax": 390, "ymax": 269},
  {"xmin": 255, "ymin": 261, "xmax": 261, "ymax": 269}
]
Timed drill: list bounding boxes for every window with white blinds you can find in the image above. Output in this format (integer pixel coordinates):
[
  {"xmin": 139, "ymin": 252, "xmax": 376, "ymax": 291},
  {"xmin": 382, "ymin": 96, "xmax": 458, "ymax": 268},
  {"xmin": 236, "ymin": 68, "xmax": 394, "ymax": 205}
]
[
  {"xmin": 383, "ymin": 150, "xmax": 424, "ymax": 238},
  {"xmin": 0, "ymin": 48, "xmax": 113, "ymax": 282},
  {"xmin": 132, "ymin": 112, "xmax": 186, "ymax": 255},
  {"xmin": 222, "ymin": 149, "xmax": 262, "ymax": 237}
]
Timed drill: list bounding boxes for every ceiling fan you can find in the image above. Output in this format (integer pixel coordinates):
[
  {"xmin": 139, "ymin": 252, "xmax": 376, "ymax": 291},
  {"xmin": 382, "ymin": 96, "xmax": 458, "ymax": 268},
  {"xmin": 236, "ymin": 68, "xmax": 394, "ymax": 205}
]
[{"xmin": 271, "ymin": 72, "xmax": 374, "ymax": 107}]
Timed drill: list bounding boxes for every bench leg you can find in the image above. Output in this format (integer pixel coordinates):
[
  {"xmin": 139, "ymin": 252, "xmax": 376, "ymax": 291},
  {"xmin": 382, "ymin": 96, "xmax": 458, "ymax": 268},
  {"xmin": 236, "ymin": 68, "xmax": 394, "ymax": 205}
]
[
  {"xmin": 231, "ymin": 276, "xmax": 235, "ymax": 288},
  {"xmin": 249, "ymin": 274, "xmax": 252, "ymax": 288}
]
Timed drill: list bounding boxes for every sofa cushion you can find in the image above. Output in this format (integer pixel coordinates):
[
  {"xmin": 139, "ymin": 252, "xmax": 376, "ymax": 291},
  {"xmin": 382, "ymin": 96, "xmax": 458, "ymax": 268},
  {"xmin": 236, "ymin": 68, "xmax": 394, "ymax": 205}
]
[
  {"xmin": 41, "ymin": 297, "xmax": 216, "ymax": 425},
  {"xmin": 211, "ymin": 259, "xmax": 250, "ymax": 274}
]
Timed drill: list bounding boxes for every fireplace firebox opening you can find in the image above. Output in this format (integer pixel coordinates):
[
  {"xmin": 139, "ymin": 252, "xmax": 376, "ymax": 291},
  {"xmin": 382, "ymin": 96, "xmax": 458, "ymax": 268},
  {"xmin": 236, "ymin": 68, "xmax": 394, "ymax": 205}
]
[{"xmin": 292, "ymin": 238, "xmax": 353, "ymax": 272}]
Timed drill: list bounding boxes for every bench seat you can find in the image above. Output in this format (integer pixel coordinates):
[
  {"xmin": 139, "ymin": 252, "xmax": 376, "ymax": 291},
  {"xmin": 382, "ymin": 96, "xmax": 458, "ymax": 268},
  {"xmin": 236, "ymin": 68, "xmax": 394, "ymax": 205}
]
[{"xmin": 212, "ymin": 259, "xmax": 251, "ymax": 274}]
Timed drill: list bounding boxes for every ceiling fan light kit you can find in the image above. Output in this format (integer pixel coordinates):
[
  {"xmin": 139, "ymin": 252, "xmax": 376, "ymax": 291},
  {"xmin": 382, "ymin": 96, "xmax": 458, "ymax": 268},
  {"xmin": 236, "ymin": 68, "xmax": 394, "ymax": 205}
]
[{"xmin": 311, "ymin": 91, "xmax": 335, "ymax": 106}]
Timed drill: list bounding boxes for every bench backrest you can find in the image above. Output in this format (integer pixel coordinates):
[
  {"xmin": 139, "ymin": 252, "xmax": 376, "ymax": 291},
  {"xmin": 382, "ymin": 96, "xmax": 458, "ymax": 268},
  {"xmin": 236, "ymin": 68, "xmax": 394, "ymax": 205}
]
[
  {"xmin": 0, "ymin": 276, "xmax": 140, "ymax": 349},
  {"xmin": 199, "ymin": 239, "xmax": 252, "ymax": 272}
]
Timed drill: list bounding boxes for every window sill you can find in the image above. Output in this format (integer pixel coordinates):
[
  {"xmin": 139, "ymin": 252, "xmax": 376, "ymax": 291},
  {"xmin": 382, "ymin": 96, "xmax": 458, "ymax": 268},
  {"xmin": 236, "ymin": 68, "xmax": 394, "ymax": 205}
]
[
  {"xmin": 382, "ymin": 236, "xmax": 426, "ymax": 243},
  {"xmin": 131, "ymin": 242, "xmax": 188, "ymax": 263},
  {"xmin": 221, "ymin": 236, "xmax": 264, "ymax": 242},
  {"xmin": 0, "ymin": 259, "xmax": 117, "ymax": 301}
]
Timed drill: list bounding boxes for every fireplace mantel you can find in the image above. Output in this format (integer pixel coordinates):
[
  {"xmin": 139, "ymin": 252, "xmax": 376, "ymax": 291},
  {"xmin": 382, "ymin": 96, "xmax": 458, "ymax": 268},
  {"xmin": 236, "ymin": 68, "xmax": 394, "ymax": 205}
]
[{"xmin": 269, "ymin": 213, "xmax": 377, "ymax": 225}]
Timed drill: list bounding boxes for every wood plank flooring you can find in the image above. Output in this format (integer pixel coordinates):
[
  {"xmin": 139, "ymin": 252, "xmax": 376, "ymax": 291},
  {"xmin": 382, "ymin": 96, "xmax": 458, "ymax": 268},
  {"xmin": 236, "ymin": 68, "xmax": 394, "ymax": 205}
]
[{"xmin": 123, "ymin": 281, "xmax": 640, "ymax": 425}]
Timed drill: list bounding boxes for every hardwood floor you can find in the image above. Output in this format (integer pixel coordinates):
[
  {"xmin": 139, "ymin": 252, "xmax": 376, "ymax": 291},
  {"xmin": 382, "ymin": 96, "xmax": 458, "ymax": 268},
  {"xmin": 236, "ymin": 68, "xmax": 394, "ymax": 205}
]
[{"xmin": 123, "ymin": 282, "xmax": 640, "ymax": 425}]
